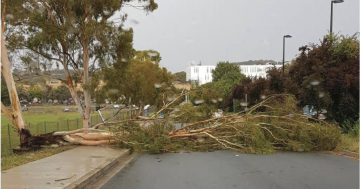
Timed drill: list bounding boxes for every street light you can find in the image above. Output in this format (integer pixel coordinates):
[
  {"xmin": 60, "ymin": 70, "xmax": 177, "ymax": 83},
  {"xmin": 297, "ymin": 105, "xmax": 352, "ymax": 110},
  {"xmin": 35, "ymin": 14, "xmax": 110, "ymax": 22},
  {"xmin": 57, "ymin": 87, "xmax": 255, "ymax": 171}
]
[
  {"xmin": 330, "ymin": 0, "xmax": 344, "ymax": 34},
  {"xmin": 282, "ymin": 34, "xmax": 292, "ymax": 74}
]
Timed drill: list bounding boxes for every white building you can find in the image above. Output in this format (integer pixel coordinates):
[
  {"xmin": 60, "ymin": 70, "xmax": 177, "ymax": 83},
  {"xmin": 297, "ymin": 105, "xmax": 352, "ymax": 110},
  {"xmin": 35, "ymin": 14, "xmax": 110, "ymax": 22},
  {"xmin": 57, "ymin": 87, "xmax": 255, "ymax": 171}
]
[
  {"xmin": 186, "ymin": 60, "xmax": 285, "ymax": 85},
  {"xmin": 233, "ymin": 61, "xmax": 283, "ymax": 78},
  {"xmin": 186, "ymin": 65, "xmax": 216, "ymax": 85}
]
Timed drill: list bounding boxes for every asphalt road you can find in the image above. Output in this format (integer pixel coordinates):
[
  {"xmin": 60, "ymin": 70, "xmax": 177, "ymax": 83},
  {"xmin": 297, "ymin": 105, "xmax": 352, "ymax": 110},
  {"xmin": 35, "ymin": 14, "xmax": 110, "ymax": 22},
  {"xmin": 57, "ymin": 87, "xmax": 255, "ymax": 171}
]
[{"xmin": 101, "ymin": 151, "xmax": 359, "ymax": 189}]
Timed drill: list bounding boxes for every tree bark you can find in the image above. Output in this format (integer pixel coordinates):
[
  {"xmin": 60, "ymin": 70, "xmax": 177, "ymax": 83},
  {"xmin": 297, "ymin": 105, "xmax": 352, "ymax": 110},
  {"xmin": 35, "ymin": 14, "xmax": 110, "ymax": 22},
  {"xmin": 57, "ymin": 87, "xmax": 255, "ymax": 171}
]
[
  {"xmin": 82, "ymin": 37, "xmax": 91, "ymax": 131},
  {"xmin": 63, "ymin": 66, "xmax": 84, "ymax": 116},
  {"xmin": 1, "ymin": 34, "xmax": 25, "ymax": 130},
  {"xmin": 1, "ymin": 34, "xmax": 32, "ymax": 148}
]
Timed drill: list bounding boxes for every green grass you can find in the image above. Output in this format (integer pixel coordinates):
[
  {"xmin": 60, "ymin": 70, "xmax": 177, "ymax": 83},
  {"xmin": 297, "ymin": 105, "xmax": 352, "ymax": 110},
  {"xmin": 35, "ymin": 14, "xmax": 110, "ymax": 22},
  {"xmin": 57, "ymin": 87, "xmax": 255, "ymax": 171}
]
[
  {"xmin": 1, "ymin": 145, "xmax": 76, "ymax": 170},
  {"xmin": 1, "ymin": 105, "xmax": 119, "ymax": 157},
  {"xmin": 336, "ymin": 134, "xmax": 359, "ymax": 154}
]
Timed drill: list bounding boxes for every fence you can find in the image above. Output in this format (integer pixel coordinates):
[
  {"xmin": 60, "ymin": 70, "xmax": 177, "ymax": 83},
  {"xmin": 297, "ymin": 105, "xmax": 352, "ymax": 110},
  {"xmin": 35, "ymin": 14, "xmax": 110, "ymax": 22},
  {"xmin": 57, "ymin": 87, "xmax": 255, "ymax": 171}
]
[{"xmin": 1, "ymin": 109, "xmax": 139, "ymax": 157}]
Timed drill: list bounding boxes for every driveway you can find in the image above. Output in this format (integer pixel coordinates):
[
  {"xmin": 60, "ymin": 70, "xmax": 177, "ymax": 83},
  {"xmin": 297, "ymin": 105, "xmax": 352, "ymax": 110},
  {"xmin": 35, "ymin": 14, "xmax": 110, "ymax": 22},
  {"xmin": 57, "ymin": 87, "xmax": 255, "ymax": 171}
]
[{"xmin": 102, "ymin": 151, "xmax": 359, "ymax": 189}]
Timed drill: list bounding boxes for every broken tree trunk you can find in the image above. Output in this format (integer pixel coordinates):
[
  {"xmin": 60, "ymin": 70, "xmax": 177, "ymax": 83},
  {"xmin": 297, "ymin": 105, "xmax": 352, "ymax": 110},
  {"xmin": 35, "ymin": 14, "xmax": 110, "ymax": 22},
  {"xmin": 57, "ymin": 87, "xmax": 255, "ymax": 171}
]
[{"xmin": 53, "ymin": 129, "xmax": 115, "ymax": 145}]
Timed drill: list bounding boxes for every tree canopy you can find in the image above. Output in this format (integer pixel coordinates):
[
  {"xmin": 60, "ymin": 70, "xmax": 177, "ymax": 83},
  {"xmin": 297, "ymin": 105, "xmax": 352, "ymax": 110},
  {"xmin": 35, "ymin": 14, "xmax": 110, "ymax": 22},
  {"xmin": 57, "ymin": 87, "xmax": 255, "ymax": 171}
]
[
  {"xmin": 212, "ymin": 61, "xmax": 245, "ymax": 82},
  {"xmin": 100, "ymin": 50, "xmax": 174, "ymax": 107},
  {"xmin": 173, "ymin": 71, "xmax": 187, "ymax": 83},
  {"xmin": 209, "ymin": 61, "xmax": 246, "ymax": 100},
  {"xmin": 289, "ymin": 35, "xmax": 359, "ymax": 126}
]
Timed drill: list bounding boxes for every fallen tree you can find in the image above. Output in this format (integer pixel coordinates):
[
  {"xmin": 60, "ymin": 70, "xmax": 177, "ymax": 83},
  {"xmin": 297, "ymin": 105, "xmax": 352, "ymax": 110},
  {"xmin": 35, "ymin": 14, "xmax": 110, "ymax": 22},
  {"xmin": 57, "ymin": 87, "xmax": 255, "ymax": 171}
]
[
  {"xmin": 112, "ymin": 95, "xmax": 341, "ymax": 154},
  {"xmin": 8, "ymin": 93, "xmax": 341, "ymax": 154}
]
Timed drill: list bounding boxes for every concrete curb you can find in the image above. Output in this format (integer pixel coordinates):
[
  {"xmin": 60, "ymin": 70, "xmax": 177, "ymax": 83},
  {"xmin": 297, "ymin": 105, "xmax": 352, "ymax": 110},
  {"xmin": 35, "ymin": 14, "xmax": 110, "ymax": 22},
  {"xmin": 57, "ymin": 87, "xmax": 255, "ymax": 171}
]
[
  {"xmin": 89, "ymin": 153, "xmax": 138, "ymax": 189},
  {"xmin": 324, "ymin": 150, "xmax": 359, "ymax": 160},
  {"xmin": 65, "ymin": 149, "xmax": 133, "ymax": 189}
]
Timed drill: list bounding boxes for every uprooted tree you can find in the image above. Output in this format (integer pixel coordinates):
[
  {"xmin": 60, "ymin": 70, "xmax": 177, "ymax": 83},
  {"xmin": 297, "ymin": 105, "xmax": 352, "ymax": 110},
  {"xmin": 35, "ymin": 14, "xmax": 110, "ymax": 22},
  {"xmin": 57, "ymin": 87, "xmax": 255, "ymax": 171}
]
[
  {"xmin": 2, "ymin": 0, "xmax": 158, "ymax": 148},
  {"xmin": 110, "ymin": 94, "xmax": 341, "ymax": 154}
]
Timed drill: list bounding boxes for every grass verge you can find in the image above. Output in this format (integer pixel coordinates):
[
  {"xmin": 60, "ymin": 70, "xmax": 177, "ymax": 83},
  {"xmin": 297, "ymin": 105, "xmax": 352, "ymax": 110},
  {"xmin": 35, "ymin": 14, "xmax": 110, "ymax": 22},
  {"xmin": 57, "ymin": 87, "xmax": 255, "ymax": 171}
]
[
  {"xmin": 1, "ymin": 145, "xmax": 75, "ymax": 170},
  {"xmin": 335, "ymin": 134, "xmax": 359, "ymax": 154}
]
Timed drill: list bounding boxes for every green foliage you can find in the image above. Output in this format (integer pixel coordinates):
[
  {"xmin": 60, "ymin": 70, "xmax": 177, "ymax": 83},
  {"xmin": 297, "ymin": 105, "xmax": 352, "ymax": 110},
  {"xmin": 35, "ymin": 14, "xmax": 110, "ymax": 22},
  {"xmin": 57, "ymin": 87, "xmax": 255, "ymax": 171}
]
[
  {"xmin": 102, "ymin": 50, "xmax": 174, "ymax": 107},
  {"xmin": 342, "ymin": 119, "xmax": 359, "ymax": 137},
  {"xmin": 4, "ymin": 0, "xmax": 158, "ymax": 108},
  {"xmin": 336, "ymin": 134, "xmax": 359, "ymax": 153},
  {"xmin": 173, "ymin": 103, "xmax": 212, "ymax": 123},
  {"xmin": 190, "ymin": 82, "xmax": 222, "ymax": 105},
  {"xmin": 112, "ymin": 95, "xmax": 341, "ymax": 154},
  {"xmin": 133, "ymin": 50, "xmax": 161, "ymax": 63},
  {"xmin": 290, "ymin": 34, "xmax": 359, "ymax": 127},
  {"xmin": 16, "ymin": 85, "xmax": 30, "ymax": 102},
  {"xmin": 53, "ymin": 86, "xmax": 72, "ymax": 101},
  {"xmin": 228, "ymin": 35, "xmax": 359, "ymax": 131},
  {"xmin": 173, "ymin": 71, "xmax": 187, "ymax": 82},
  {"xmin": 28, "ymin": 85, "xmax": 43, "ymax": 100},
  {"xmin": 202, "ymin": 61, "xmax": 246, "ymax": 104},
  {"xmin": 113, "ymin": 121, "xmax": 174, "ymax": 154},
  {"xmin": 212, "ymin": 61, "xmax": 244, "ymax": 82}
]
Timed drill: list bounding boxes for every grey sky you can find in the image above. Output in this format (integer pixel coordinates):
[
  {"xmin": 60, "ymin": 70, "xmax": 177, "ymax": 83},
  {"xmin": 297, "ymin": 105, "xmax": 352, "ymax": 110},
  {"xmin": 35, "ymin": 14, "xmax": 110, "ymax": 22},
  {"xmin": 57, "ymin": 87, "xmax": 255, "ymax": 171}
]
[{"xmin": 123, "ymin": 0, "xmax": 359, "ymax": 73}]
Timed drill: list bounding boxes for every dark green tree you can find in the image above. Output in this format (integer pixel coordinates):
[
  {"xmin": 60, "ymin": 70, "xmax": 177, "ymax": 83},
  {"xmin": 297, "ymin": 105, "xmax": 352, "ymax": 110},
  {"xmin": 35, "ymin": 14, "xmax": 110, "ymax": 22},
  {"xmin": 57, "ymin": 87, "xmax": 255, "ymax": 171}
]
[
  {"xmin": 211, "ymin": 61, "xmax": 246, "ymax": 99},
  {"xmin": 228, "ymin": 34, "xmax": 359, "ymax": 130},
  {"xmin": 212, "ymin": 61, "xmax": 245, "ymax": 82},
  {"xmin": 289, "ymin": 35, "xmax": 359, "ymax": 126},
  {"xmin": 173, "ymin": 71, "xmax": 187, "ymax": 82}
]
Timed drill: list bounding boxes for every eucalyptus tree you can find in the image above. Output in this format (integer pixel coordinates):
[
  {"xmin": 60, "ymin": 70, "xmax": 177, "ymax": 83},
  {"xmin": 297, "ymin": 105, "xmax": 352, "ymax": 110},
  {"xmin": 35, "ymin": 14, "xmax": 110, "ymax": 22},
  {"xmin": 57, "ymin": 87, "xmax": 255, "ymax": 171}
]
[
  {"xmin": 101, "ymin": 50, "xmax": 174, "ymax": 108},
  {"xmin": 4, "ymin": 0, "xmax": 158, "ymax": 131}
]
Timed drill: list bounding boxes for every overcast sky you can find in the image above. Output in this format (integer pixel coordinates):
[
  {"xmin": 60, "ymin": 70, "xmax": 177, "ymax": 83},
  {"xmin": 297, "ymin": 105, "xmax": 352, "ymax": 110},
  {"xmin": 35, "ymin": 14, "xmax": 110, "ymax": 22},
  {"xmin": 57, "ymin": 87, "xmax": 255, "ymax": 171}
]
[{"xmin": 123, "ymin": 0, "xmax": 359, "ymax": 73}]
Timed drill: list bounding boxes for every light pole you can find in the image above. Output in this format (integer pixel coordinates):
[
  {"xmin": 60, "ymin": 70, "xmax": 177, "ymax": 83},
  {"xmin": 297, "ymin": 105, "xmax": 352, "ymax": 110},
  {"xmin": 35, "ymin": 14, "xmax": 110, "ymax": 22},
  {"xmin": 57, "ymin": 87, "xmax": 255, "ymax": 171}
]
[
  {"xmin": 330, "ymin": 0, "xmax": 344, "ymax": 34},
  {"xmin": 282, "ymin": 34, "xmax": 292, "ymax": 74}
]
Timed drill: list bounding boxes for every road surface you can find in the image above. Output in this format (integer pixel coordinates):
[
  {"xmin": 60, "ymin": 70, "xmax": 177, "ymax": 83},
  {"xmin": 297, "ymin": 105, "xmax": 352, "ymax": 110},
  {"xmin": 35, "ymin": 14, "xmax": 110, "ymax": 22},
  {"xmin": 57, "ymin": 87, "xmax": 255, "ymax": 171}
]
[{"xmin": 101, "ymin": 151, "xmax": 359, "ymax": 189}]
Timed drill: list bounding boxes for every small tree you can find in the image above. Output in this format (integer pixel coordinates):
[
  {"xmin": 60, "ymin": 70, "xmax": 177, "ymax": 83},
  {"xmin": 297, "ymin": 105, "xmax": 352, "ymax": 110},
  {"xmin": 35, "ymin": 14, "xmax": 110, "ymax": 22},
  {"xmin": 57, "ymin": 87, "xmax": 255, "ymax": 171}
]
[
  {"xmin": 212, "ymin": 61, "xmax": 244, "ymax": 82},
  {"xmin": 102, "ymin": 50, "xmax": 174, "ymax": 108},
  {"xmin": 211, "ymin": 61, "xmax": 246, "ymax": 99}
]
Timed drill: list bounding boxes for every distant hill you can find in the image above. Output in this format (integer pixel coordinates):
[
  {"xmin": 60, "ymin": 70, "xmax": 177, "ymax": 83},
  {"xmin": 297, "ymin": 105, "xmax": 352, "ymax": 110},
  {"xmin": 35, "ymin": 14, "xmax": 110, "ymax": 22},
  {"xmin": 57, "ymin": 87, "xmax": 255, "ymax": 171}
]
[{"xmin": 231, "ymin": 60, "xmax": 281, "ymax": 66}]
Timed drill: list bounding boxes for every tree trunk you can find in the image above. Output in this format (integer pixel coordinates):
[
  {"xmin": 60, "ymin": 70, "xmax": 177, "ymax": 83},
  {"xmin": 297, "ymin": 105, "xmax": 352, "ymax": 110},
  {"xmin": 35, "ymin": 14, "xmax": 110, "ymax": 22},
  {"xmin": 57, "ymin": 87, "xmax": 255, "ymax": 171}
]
[
  {"xmin": 1, "ymin": 34, "xmax": 28, "ymax": 147},
  {"xmin": 82, "ymin": 38, "xmax": 91, "ymax": 131},
  {"xmin": 1, "ymin": 35, "xmax": 25, "ymax": 129},
  {"xmin": 63, "ymin": 66, "xmax": 84, "ymax": 116}
]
